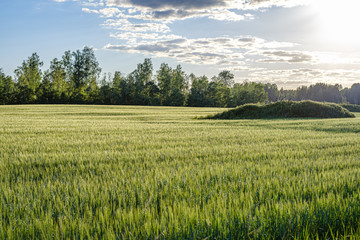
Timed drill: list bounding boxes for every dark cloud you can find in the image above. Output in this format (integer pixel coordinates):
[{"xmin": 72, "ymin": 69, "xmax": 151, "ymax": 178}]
[
  {"xmin": 152, "ymin": 9, "xmax": 176, "ymax": 18},
  {"xmin": 163, "ymin": 38, "xmax": 187, "ymax": 44},
  {"xmin": 106, "ymin": 43, "xmax": 171, "ymax": 52},
  {"xmin": 238, "ymin": 37, "xmax": 255, "ymax": 42},
  {"xmin": 247, "ymin": 0, "xmax": 273, "ymax": 4},
  {"xmin": 107, "ymin": 0, "xmax": 294, "ymax": 10},
  {"xmin": 213, "ymin": 38, "xmax": 231, "ymax": 43},
  {"xmin": 135, "ymin": 44, "xmax": 171, "ymax": 52},
  {"xmin": 194, "ymin": 40, "xmax": 210, "ymax": 45},
  {"xmin": 122, "ymin": 0, "xmax": 227, "ymax": 10},
  {"xmin": 105, "ymin": 45, "xmax": 129, "ymax": 51},
  {"xmin": 193, "ymin": 52, "xmax": 226, "ymax": 58},
  {"xmin": 293, "ymin": 69, "xmax": 322, "ymax": 76},
  {"xmin": 152, "ymin": 9, "xmax": 201, "ymax": 19},
  {"xmin": 263, "ymin": 51, "xmax": 312, "ymax": 63}
]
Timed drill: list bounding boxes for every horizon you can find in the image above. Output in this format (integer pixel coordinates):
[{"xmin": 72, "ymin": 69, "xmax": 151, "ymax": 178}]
[{"xmin": 1, "ymin": 0, "xmax": 360, "ymax": 89}]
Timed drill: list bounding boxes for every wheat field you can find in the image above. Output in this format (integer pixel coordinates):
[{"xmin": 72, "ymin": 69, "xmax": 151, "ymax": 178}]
[{"xmin": 1, "ymin": 105, "xmax": 360, "ymax": 239}]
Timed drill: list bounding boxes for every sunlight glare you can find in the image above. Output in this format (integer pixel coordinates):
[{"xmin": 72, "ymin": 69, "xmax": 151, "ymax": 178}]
[{"xmin": 311, "ymin": 0, "xmax": 360, "ymax": 46}]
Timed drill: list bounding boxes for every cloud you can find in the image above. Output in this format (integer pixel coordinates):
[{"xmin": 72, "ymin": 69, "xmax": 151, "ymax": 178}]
[
  {"xmin": 261, "ymin": 50, "xmax": 313, "ymax": 63},
  {"xmin": 104, "ymin": 36, "xmax": 299, "ymax": 65},
  {"xmin": 82, "ymin": 7, "xmax": 99, "ymax": 14},
  {"xmin": 56, "ymin": 0, "xmax": 360, "ymax": 88},
  {"xmin": 99, "ymin": 7, "xmax": 122, "ymax": 17},
  {"xmin": 82, "ymin": 0, "xmax": 105, "ymax": 7},
  {"xmin": 106, "ymin": 0, "xmax": 230, "ymax": 10},
  {"xmin": 105, "ymin": 0, "xmax": 309, "ymax": 11},
  {"xmin": 244, "ymin": 68, "xmax": 360, "ymax": 88},
  {"xmin": 243, "ymin": 0, "xmax": 309, "ymax": 9},
  {"xmin": 79, "ymin": 0, "xmax": 301, "ymax": 60},
  {"xmin": 82, "ymin": 0, "xmax": 290, "ymax": 22},
  {"xmin": 103, "ymin": 19, "xmax": 170, "ymax": 32}
]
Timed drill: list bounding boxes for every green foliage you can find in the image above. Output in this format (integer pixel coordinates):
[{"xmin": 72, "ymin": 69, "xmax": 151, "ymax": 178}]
[
  {"xmin": 0, "ymin": 69, "xmax": 15, "ymax": 104},
  {"xmin": 131, "ymin": 58, "xmax": 154, "ymax": 105},
  {"xmin": 344, "ymin": 84, "xmax": 360, "ymax": 105},
  {"xmin": 71, "ymin": 47, "xmax": 101, "ymax": 90},
  {"xmin": 206, "ymin": 100, "xmax": 355, "ymax": 119},
  {"xmin": 157, "ymin": 64, "xmax": 187, "ymax": 106},
  {"xmin": 14, "ymin": 53, "xmax": 43, "ymax": 103},
  {"xmin": 213, "ymin": 70, "xmax": 234, "ymax": 88},
  {"xmin": 2, "ymin": 48, "xmax": 360, "ymax": 107},
  {"xmin": 187, "ymin": 75, "xmax": 211, "ymax": 107},
  {"xmin": 264, "ymin": 83, "xmax": 279, "ymax": 102},
  {"xmin": 230, "ymin": 81, "xmax": 266, "ymax": 107},
  {"xmin": 1, "ymin": 105, "xmax": 360, "ymax": 239},
  {"xmin": 47, "ymin": 58, "xmax": 69, "ymax": 103},
  {"xmin": 341, "ymin": 103, "xmax": 360, "ymax": 112}
]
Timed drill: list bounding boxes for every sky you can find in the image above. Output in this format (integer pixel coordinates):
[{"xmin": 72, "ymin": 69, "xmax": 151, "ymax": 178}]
[{"xmin": 1, "ymin": 0, "xmax": 360, "ymax": 89}]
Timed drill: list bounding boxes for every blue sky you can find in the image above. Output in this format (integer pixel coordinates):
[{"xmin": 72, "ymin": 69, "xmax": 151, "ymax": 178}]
[{"xmin": 1, "ymin": 0, "xmax": 360, "ymax": 88}]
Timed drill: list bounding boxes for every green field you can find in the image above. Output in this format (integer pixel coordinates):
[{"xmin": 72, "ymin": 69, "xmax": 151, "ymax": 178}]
[{"xmin": 1, "ymin": 105, "xmax": 360, "ymax": 239}]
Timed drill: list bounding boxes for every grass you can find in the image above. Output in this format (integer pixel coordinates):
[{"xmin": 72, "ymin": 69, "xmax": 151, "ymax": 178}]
[
  {"xmin": 205, "ymin": 101, "xmax": 355, "ymax": 119},
  {"xmin": 341, "ymin": 103, "xmax": 360, "ymax": 112},
  {"xmin": 1, "ymin": 105, "xmax": 360, "ymax": 239}
]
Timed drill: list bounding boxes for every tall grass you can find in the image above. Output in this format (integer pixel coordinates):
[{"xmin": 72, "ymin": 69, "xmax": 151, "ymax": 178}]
[
  {"xmin": 205, "ymin": 101, "xmax": 355, "ymax": 119},
  {"xmin": 341, "ymin": 103, "xmax": 360, "ymax": 112},
  {"xmin": 1, "ymin": 105, "xmax": 360, "ymax": 239}
]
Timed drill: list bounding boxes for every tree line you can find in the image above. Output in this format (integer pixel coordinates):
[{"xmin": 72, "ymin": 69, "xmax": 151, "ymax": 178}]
[{"xmin": 1, "ymin": 47, "xmax": 360, "ymax": 107}]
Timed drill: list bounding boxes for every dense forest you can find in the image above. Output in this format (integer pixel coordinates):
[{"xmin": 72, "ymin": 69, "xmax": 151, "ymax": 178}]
[{"xmin": 1, "ymin": 47, "xmax": 360, "ymax": 107}]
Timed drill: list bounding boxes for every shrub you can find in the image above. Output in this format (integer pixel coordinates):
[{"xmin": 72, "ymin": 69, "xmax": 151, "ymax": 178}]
[
  {"xmin": 341, "ymin": 103, "xmax": 360, "ymax": 112},
  {"xmin": 205, "ymin": 100, "xmax": 355, "ymax": 119}
]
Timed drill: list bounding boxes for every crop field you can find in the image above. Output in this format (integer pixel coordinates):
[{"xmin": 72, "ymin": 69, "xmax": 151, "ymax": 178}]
[{"xmin": 1, "ymin": 105, "xmax": 360, "ymax": 239}]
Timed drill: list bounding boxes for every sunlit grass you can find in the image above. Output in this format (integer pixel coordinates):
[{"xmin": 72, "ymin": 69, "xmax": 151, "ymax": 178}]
[{"xmin": 1, "ymin": 105, "xmax": 360, "ymax": 239}]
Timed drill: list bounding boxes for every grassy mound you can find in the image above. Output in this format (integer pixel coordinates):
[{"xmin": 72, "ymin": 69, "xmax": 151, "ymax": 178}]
[
  {"xmin": 205, "ymin": 100, "xmax": 355, "ymax": 119},
  {"xmin": 341, "ymin": 103, "xmax": 360, "ymax": 112}
]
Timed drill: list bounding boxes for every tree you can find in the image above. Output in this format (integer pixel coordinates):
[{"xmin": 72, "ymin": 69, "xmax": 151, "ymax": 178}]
[
  {"xmin": 144, "ymin": 81, "xmax": 160, "ymax": 105},
  {"xmin": 230, "ymin": 82, "xmax": 266, "ymax": 107},
  {"xmin": 207, "ymin": 73, "xmax": 232, "ymax": 107},
  {"xmin": 112, "ymin": 71, "xmax": 124, "ymax": 104},
  {"xmin": 295, "ymin": 86, "xmax": 308, "ymax": 101},
  {"xmin": 187, "ymin": 75, "xmax": 210, "ymax": 107},
  {"xmin": 264, "ymin": 83, "xmax": 279, "ymax": 102},
  {"xmin": 157, "ymin": 63, "xmax": 173, "ymax": 105},
  {"xmin": 14, "ymin": 53, "xmax": 43, "ymax": 103},
  {"xmin": 47, "ymin": 58, "xmax": 68, "ymax": 103},
  {"xmin": 167, "ymin": 65, "xmax": 187, "ymax": 106},
  {"xmin": 131, "ymin": 58, "xmax": 154, "ymax": 105},
  {"xmin": 98, "ymin": 73, "xmax": 113, "ymax": 105},
  {"xmin": 279, "ymin": 88, "xmax": 296, "ymax": 101},
  {"xmin": 0, "ymin": 69, "xmax": 15, "ymax": 104},
  {"xmin": 112, "ymin": 71, "xmax": 137, "ymax": 105},
  {"xmin": 214, "ymin": 70, "xmax": 235, "ymax": 88},
  {"xmin": 347, "ymin": 84, "xmax": 360, "ymax": 104},
  {"xmin": 38, "ymin": 71, "xmax": 55, "ymax": 103},
  {"xmin": 306, "ymin": 83, "xmax": 343, "ymax": 103},
  {"xmin": 66, "ymin": 47, "xmax": 101, "ymax": 103}
]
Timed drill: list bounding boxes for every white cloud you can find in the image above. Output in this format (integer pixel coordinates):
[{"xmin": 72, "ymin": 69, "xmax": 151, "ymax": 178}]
[
  {"xmin": 244, "ymin": 68, "xmax": 360, "ymax": 88},
  {"xmin": 82, "ymin": 0, "xmax": 105, "ymax": 7},
  {"xmin": 58, "ymin": 0, "xmax": 360, "ymax": 87},
  {"xmin": 97, "ymin": 7, "xmax": 122, "ymax": 17},
  {"xmin": 104, "ymin": 36, "xmax": 299, "ymax": 65},
  {"xmin": 82, "ymin": 7, "xmax": 99, "ymax": 14},
  {"xmin": 102, "ymin": 19, "xmax": 170, "ymax": 33},
  {"xmin": 260, "ymin": 50, "xmax": 314, "ymax": 63}
]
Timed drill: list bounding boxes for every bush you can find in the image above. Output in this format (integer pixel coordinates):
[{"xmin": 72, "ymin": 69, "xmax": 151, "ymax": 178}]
[
  {"xmin": 341, "ymin": 103, "xmax": 360, "ymax": 112},
  {"xmin": 205, "ymin": 101, "xmax": 355, "ymax": 119}
]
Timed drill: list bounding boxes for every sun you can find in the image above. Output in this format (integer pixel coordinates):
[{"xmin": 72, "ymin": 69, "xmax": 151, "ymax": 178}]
[{"xmin": 311, "ymin": 0, "xmax": 360, "ymax": 47}]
